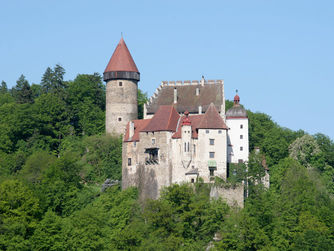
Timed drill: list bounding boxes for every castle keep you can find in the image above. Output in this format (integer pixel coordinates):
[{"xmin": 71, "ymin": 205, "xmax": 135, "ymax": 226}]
[{"xmin": 104, "ymin": 38, "xmax": 249, "ymax": 201}]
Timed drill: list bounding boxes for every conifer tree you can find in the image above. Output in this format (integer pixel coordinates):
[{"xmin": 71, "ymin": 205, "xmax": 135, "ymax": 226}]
[{"xmin": 13, "ymin": 75, "xmax": 33, "ymax": 104}]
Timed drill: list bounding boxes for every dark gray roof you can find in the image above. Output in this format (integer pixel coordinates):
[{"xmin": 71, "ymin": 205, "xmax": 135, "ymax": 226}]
[
  {"xmin": 146, "ymin": 83, "xmax": 223, "ymax": 115},
  {"xmin": 226, "ymin": 105, "xmax": 247, "ymax": 118}
]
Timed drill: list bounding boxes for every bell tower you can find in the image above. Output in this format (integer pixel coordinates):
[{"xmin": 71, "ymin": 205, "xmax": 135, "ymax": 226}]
[{"xmin": 104, "ymin": 37, "xmax": 140, "ymax": 134}]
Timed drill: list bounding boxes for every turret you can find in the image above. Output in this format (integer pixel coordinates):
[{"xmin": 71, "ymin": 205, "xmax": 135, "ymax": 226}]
[{"xmin": 104, "ymin": 37, "xmax": 140, "ymax": 134}]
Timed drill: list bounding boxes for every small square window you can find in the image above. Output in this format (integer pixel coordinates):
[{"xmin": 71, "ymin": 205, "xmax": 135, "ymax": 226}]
[
  {"xmin": 210, "ymin": 139, "xmax": 215, "ymax": 145},
  {"xmin": 191, "ymin": 178, "xmax": 195, "ymax": 183},
  {"xmin": 206, "ymin": 130, "xmax": 209, "ymax": 134},
  {"xmin": 240, "ymin": 124, "xmax": 243, "ymax": 129},
  {"xmin": 218, "ymin": 130, "xmax": 222, "ymax": 134},
  {"xmin": 118, "ymin": 117, "xmax": 122, "ymax": 122},
  {"xmin": 128, "ymin": 158, "xmax": 131, "ymax": 166},
  {"xmin": 119, "ymin": 82, "xmax": 123, "ymax": 87},
  {"xmin": 240, "ymin": 135, "xmax": 243, "ymax": 139},
  {"xmin": 240, "ymin": 146, "xmax": 243, "ymax": 151},
  {"xmin": 152, "ymin": 138, "xmax": 156, "ymax": 145},
  {"xmin": 209, "ymin": 152, "xmax": 215, "ymax": 158}
]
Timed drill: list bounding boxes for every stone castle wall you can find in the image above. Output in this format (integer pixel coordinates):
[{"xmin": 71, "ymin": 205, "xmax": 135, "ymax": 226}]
[
  {"xmin": 106, "ymin": 79, "xmax": 138, "ymax": 135},
  {"xmin": 210, "ymin": 184, "xmax": 244, "ymax": 208}
]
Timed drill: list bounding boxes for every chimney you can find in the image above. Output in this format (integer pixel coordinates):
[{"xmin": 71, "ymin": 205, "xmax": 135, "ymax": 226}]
[
  {"xmin": 174, "ymin": 88, "xmax": 177, "ymax": 104},
  {"xmin": 198, "ymin": 105, "xmax": 202, "ymax": 114},
  {"xmin": 129, "ymin": 121, "xmax": 134, "ymax": 139}
]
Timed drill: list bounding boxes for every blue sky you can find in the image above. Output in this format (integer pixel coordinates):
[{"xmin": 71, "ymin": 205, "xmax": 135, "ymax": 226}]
[{"xmin": 1, "ymin": 0, "xmax": 333, "ymax": 139}]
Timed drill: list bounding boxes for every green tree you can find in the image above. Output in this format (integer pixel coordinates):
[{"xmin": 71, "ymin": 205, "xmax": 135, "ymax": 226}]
[
  {"xmin": 138, "ymin": 89, "xmax": 148, "ymax": 119},
  {"xmin": 0, "ymin": 80, "xmax": 8, "ymax": 94},
  {"xmin": 289, "ymin": 134, "xmax": 322, "ymax": 169},
  {"xmin": 41, "ymin": 65, "xmax": 66, "ymax": 95},
  {"xmin": 0, "ymin": 179, "xmax": 40, "ymax": 250},
  {"xmin": 13, "ymin": 75, "xmax": 33, "ymax": 104}
]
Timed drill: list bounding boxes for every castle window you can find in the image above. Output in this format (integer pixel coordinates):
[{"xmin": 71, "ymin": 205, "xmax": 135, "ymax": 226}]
[
  {"xmin": 240, "ymin": 135, "xmax": 243, "ymax": 139},
  {"xmin": 119, "ymin": 81, "xmax": 123, "ymax": 87},
  {"xmin": 128, "ymin": 158, "xmax": 131, "ymax": 166},
  {"xmin": 187, "ymin": 142, "xmax": 190, "ymax": 152},
  {"xmin": 240, "ymin": 146, "xmax": 243, "ymax": 151},
  {"xmin": 118, "ymin": 117, "xmax": 122, "ymax": 122},
  {"xmin": 218, "ymin": 130, "xmax": 222, "ymax": 134},
  {"xmin": 209, "ymin": 152, "xmax": 215, "ymax": 158},
  {"xmin": 193, "ymin": 144, "xmax": 196, "ymax": 154},
  {"xmin": 206, "ymin": 130, "xmax": 209, "ymax": 134},
  {"xmin": 240, "ymin": 124, "xmax": 243, "ymax": 129},
  {"xmin": 210, "ymin": 139, "xmax": 215, "ymax": 145},
  {"xmin": 145, "ymin": 148, "xmax": 159, "ymax": 165},
  {"xmin": 152, "ymin": 138, "xmax": 156, "ymax": 145},
  {"xmin": 184, "ymin": 143, "xmax": 187, "ymax": 152}
]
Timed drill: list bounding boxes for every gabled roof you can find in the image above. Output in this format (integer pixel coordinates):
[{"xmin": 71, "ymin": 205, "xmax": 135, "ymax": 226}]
[
  {"xmin": 197, "ymin": 103, "xmax": 228, "ymax": 129},
  {"xmin": 142, "ymin": 106, "xmax": 180, "ymax": 132},
  {"xmin": 146, "ymin": 83, "xmax": 223, "ymax": 114},
  {"xmin": 124, "ymin": 119, "xmax": 151, "ymax": 142},
  {"xmin": 104, "ymin": 37, "xmax": 139, "ymax": 73}
]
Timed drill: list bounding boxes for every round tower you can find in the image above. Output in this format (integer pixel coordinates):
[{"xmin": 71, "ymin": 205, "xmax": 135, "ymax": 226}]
[{"xmin": 103, "ymin": 37, "xmax": 140, "ymax": 135}]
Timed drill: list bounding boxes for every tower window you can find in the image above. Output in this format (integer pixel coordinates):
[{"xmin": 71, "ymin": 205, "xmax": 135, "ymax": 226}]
[
  {"xmin": 209, "ymin": 152, "xmax": 215, "ymax": 158},
  {"xmin": 128, "ymin": 158, "xmax": 131, "ymax": 166},
  {"xmin": 119, "ymin": 81, "xmax": 123, "ymax": 87},
  {"xmin": 118, "ymin": 117, "xmax": 122, "ymax": 122},
  {"xmin": 240, "ymin": 146, "xmax": 243, "ymax": 151},
  {"xmin": 240, "ymin": 124, "xmax": 243, "ymax": 129},
  {"xmin": 210, "ymin": 139, "xmax": 215, "ymax": 145},
  {"xmin": 240, "ymin": 135, "xmax": 243, "ymax": 139},
  {"xmin": 193, "ymin": 144, "xmax": 196, "ymax": 154}
]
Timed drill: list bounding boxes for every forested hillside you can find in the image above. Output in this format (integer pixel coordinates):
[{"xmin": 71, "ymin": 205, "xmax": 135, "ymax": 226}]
[{"xmin": 0, "ymin": 66, "xmax": 333, "ymax": 250}]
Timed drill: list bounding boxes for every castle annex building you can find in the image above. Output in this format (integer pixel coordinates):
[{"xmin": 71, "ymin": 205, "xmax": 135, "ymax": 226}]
[{"xmin": 104, "ymin": 38, "xmax": 249, "ymax": 199}]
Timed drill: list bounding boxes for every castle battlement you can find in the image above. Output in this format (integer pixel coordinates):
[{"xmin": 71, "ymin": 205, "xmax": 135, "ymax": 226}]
[{"xmin": 161, "ymin": 79, "xmax": 223, "ymax": 86}]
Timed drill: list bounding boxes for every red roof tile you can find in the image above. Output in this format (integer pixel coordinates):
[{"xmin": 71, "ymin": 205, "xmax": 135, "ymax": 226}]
[
  {"xmin": 104, "ymin": 37, "xmax": 139, "ymax": 73},
  {"xmin": 142, "ymin": 106, "xmax": 180, "ymax": 132},
  {"xmin": 197, "ymin": 103, "xmax": 228, "ymax": 129},
  {"xmin": 124, "ymin": 119, "xmax": 151, "ymax": 142}
]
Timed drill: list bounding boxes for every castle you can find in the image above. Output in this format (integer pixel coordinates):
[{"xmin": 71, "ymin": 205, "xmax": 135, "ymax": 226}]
[{"xmin": 104, "ymin": 38, "xmax": 249, "ymax": 201}]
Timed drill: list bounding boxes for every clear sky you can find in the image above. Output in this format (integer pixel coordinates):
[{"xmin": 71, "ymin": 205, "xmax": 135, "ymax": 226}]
[{"xmin": 1, "ymin": 0, "xmax": 333, "ymax": 139}]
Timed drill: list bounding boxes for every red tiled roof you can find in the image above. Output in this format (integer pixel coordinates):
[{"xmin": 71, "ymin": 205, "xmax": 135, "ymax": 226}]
[
  {"xmin": 104, "ymin": 37, "xmax": 139, "ymax": 73},
  {"xmin": 142, "ymin": 106, "xmax": 180, "ymax": 132},
  {"xmin": 197, "ymin": 103, "xmax": 228, "ymax": 129},
  {"xmin": 124, "ymin": 119, "xmax": 151, "ymax": 142}
]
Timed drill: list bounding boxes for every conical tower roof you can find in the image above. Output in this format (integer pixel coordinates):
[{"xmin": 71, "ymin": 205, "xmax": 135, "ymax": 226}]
[{"xmin": 103, "ymin": 38, "xmax": 140, "ymax": 82}]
